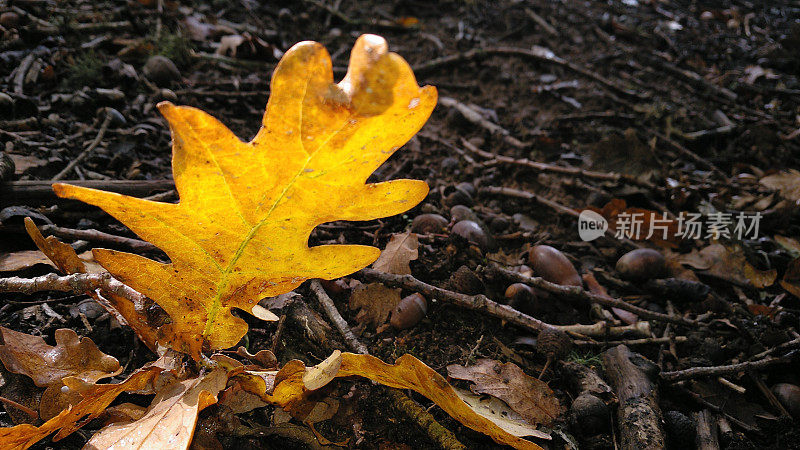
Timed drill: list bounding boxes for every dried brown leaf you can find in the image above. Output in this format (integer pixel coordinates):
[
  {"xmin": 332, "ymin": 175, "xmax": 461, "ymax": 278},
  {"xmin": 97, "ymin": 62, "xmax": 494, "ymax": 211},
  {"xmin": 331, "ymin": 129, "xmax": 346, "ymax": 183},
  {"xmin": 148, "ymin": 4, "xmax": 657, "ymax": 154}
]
[
  {"xmin": 348, "ymin": 283, "xmax": 402, "ymax": 328},
  {"xmin": 447, "ymin": 359, "xmax": 564, "ymax": 427},
  {"xmin": 84, "ymin": 366, "xmax": 228, "ymax": 450},
  {"xmin": 372, "ymin": 232, "xmax": 419, "ymax": 275},
  {"xmin": 0, "ymin": 327, "xmax": 121, "ymax": 389},
  {"xmin": 760, "ymin": 170, "xmax": 800, "ymax": 202},
  {"xmin": 0, "ymin": 251, "xmax": 55, "ymax": 272}
]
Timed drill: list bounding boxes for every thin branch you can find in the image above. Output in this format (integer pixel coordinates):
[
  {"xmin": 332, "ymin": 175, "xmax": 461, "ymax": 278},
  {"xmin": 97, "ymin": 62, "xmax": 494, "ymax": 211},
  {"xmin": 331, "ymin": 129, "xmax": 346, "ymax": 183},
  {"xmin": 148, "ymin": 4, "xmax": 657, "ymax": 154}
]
[
  {"xmin": 309, "ymin": 280, "xmax": 466, "ymax": 450},
  {"xmin": 488, "ymin": 265, "xmax": 698, "ymax": 328},
  {"xmin": 461, "ymin": 139, "xmax": 656, "ymax": 190},
  {"xmin": 660, "ymin": 354, "xmax": 795, "ymax": 382},
  {"xmin": 0, "ymin": 272, "xmax": 145, "ymax": 305},
  {"xmin": 53, "ymin": 110, "xmax": 113, "ymax": 181},
  {"xmin": 40, "ymin": 224, "xmax": 157, "ymax": 253},
  {"xmin": 413, "ymin": 46, "xmax": 644, "ymax": 99}
]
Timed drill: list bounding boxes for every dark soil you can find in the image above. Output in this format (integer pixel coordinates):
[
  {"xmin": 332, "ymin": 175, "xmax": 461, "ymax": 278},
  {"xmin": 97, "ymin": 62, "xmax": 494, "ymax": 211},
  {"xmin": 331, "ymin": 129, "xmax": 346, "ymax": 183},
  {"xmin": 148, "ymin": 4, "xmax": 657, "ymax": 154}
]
[{"xmin": 2, "ymin": 0, "xmax": 800, "ymax": 448}]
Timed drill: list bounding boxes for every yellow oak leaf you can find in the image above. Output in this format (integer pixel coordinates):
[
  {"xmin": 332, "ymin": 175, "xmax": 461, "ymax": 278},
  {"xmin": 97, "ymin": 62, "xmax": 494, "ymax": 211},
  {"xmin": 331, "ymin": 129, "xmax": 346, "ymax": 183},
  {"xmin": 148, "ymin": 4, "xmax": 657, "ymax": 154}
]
[{"xmin": 52, "ymin": 34, "xmax": 437, "ymax": 358}]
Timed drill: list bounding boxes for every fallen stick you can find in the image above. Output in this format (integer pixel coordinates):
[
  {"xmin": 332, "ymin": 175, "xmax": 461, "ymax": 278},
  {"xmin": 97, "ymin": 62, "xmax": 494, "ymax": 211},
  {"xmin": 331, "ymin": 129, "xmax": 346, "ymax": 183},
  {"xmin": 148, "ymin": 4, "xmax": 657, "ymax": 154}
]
[
  {"xmin": 694, "ymin": 409, "xmax": 720, "ymax": 450},
  {"xmin": 39, "ymin": 224, "xmax": 157, "ymax": 253},
  {"xmin": 650, "ymin": 129, "xmax": 728, "ymax": 180},
  {"xmin": 659, "ymin": 354, "xmax": 795, "ymax": 382},
  {"xmin": 462, "ymin": 139, "xmax": 656, "ymax": 190},
  {"xmin": 0, "ymin": 179, "xmax": 175, "ymax": 207},
  {"xmin": 53, "ymin": 110, "xmax": 113, "ymax": 181},
  {"xmin": 488, "ymin": 265, "xmax": 696, "ymax": 328},
  {"xmin": 413, "ymin": 46, "xmax": 644, "ymax": 99},
  {"xmin": 0, "ymin": 272, "xmax": 144, "ymax": 302},
  {"xmin": 603, "ymin": 345, "xmax": 666, "ymax": 450},
  {"xmin": 574, "ymin": 336, "xmax": 688, "ymax": 347},
  {"xmin": 439, "ymin": 97, "xmax": 528, "ymax": 148},
  {"xmin": 309, "ymin": 280, "xmax": 467, "ymax": 450}
]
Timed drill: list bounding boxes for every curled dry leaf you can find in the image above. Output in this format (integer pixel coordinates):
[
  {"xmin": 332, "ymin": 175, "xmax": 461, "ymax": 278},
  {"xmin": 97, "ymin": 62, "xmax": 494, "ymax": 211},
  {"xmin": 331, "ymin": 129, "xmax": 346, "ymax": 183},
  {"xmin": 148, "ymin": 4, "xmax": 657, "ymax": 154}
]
[
  {"xmin": 0, "ymin": 327, "xmax": 121, "ymax": 388},
  {"xmin": 760, "ymin": 170, "xmax": 800, "ymax": 203},
  {"xmin": 455, "ymin": 388, "xmax": 551, "ymax": 440},
  {"xmin": 338, "ymin": 353, "xmax": 544, "ymax": 450},
  {"xmin": 781, "ymin": 257, "xmax": 800, "ymax": 299},
  {"xmin": 349, "ymin": 282, "xmax": 402, "ymax": 328},
  {"xmin": 84, "ymin": 366, "xmax": 229, "ymax": 450},
  {"xmin": 678, "ymin": 243, "xmax": 777, "ymax": 288},
  {"xmin": 372, "ymin": 231, "xmax": 419, "ymax": 275},
  {"xmin": 25, "ymin": 218, "xmax": 159, "ymax": 352},
  {"xmin": 0, "ymin": 250, "xmax": 55, "ymax": 272},
  {"xmin": 0, "ymin": 367, "xmax": 161, "ymax": 449},
  {"xmin": 447, "ymin": 359, "xmax": 565, "ymax": 428},
  {"xmin": 52, "ymin": 34, "xmax": 437, "ymax": 359}
]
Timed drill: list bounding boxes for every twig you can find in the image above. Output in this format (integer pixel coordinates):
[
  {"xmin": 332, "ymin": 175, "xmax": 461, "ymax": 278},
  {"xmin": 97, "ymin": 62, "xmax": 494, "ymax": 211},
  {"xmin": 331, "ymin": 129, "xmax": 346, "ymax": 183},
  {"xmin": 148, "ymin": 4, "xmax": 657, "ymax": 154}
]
[
  {"xmin": 39, "ymin": 224, "xmax": 157, "ymax": 253},
  {"xmin": 462, "ymin": 139, "xmax": 656, "ymax": 190},
  {"xmin": 438, "ymin": 97, "xmax": 528, "ymax": 148},
  {"xmin": 0, "ymin": 179, "xmax": 176, "ymax": 207},
  {"xmin": 660, "ymin": 354, "xmax": 795, "ymax": 382},
  {"xmin": 650, "ymin": 129, "xmax": 728, "ymax": 180},
  {"xmin": 574, "ymin": 336, "xmax": 688, "ymax": 346},
  {"xmin": 0, "ymin": 272, "xmax": 146, "ymax": 305},
  {"xmin": 53, "ymin": 110, "xmax": 113, "ymax": 181},
  {"xmin": 359, "ymin": 268, "xmax": 560, "ymax": 334},
  {"xmin": 309, "ymin": 280, "xmax": 467, "ymax": 450},
  {"xmin": 488, "ymin": 265, "xmax": 697, "ymax": 328},
  {"xmin": 524, "ymin": 8, "xmax": 558, "ymax": 36},
  {"xmin": 676, "ymin": 386, "xmax": 758, "ymax": 433},
  {"xmin": 309, "ymin": 280, "xmax": 367, "ymax": 354},
  {"xmin": 413, "ymin": 46, "xmax": 644, "ymax": 99}
]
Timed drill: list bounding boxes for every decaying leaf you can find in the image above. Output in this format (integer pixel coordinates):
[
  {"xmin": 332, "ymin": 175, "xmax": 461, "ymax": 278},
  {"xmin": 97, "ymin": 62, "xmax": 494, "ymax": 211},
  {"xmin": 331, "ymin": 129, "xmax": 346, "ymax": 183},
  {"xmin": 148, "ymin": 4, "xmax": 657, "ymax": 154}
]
[
  {"xmin": 678, "ymin": 243, "xmax": 777, "ymax": 288},
  {"xmin": 348, "ymin": 282, "xmax": 402, "ymax": 328},
  {"xmin": 455, "ymin": 388, "xmax": 551, "ymax": 440},
  {"xmin": 25, "ymin": 218, "xmax": 159, "ymax": 352},
  {"xmin": 372, "ymin": 231, "xmax": 419, "ymax": 275},
  {"xmin": 447, "ymin": 359, "xmax": 564, "ymax": 427},
  {"xmin": 0, "ymin": 367, "xmax": 162, "ymax": 449},
  {"xmin": 775, "ymin": 235, "xmax": 800, "ymax": 257},
  {"xmin": 586, "ymin": 128, "xmax": 661, "ymax": 183},
  {"xmin": 52, "ymin": 34, "xmax": 436, "ymax": 358},
  {"xmin": 0, "ymin": 251, "xmax": 55, "ymax": 272},
  {"xmin": 84, "ymin": 366, "xmax": 228, "ymax": 450},
  {"xmin": 760, "ymin": 170, "xmax": 800, "ymax": 203},
  {"xmin": 781, "ymin": 257, "xmax": 800, "ymax": 299},
  {"xmin": 589, "ymin": 199, "xmax": 680, "ymax": 248},
  {"xmin": 0, "ymin": 327, "xmax": 121, "ymax": 389}
]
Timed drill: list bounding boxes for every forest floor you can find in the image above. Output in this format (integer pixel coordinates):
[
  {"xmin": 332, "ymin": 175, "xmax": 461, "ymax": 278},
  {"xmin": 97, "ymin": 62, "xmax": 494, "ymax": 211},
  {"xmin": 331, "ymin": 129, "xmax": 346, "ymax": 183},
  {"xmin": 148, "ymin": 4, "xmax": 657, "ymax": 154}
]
[{"xmin": 2, "ymin": 0, "xmax": 800, "ymax": 448}]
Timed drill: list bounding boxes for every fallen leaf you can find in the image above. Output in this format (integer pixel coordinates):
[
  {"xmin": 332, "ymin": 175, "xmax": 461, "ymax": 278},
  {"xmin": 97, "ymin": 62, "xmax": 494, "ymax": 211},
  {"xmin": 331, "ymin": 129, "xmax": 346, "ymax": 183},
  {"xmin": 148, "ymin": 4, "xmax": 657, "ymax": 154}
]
[
  {"xmin": 339, "ymin": 353, "xmax": 543, "ymax": 450},
  {"xmin": 775, "ymin": 235, "xmax": 800, "ymax": 257},
  {"xmin": 0, "ymin": 327, "xmax": 121, "ymax": 389},
  {"xmin": 760, "ymin": 170, "xmax": 800, "ymax": 203},
  {"xmin": 455, "ymin": 388, "xmax": 551, "ymax": 440},
  {"xmin": 0, "ymin": 251, "xmax": 55, "ymax": 272},
  {"xmin": 589, "ymin": 199, "xmax": 680, "ymax": 248},
  {"xmin": 447, "ymin": 359, "xmax": 564, "ymax": 427},
  {"xmin": 587, "ymin": 129, "xmax": 661, "ymax": 184},
  {"xmin": 84, "ymin": 366, "xmax": 228, "ymax": 450},
  {"xmin": 780, "ymin": 257, "xmax": 800, "ymax": 299},
  {"xmin": 349, "ymin": 283, "xmax": 402, "ymax": 328},
  {"xmin": 372, "ymin": 232, "xmax": 419, "ymax": 275},
  {"xmin": 0, "ymin": 367, "xmax": 161, "ymax": 449},
  {"xmin": 52, "ymin": 34, "xmax": 436, "ymax": 358},
  {"xmin": 678, "ymin": 244, "xmax": 777, "ymax": 288},
  {"xmin": 25, "ymin": 218, "xmax": 159, "ymax": 352}
]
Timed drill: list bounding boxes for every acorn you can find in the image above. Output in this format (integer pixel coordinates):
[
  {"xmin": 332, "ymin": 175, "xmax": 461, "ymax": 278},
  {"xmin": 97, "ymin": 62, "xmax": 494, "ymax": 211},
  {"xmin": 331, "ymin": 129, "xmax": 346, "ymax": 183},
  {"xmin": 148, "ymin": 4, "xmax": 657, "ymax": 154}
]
[
  {"xmin": 615, "ymin": 248, "xmax": 667, "ymax": 281},
  {"xmin": 570, "ymin": 393, "xmax": 609, "ymax": 436},
  {"xmin": 504, "ymin": 283, "xmax": 537, "ymax": 316},
  {"xmin": 450, "ymin": 205, "xmax": 477, "ymax": 223},
  {"xmin": 390, "ymin": 293, "xmax": 427, "ymax": 330},
  {"xmin": 455, "ymin": 182, "xmax": 476, "ymax": 198},
  {"xmin": 447, "ymin": 265, "xmax": 484, "ymax": 295},
  {"xmin": 143, "ymin": 55, "xmax": 181, "ymax": 86},
  {"xmin": 0, "ymin": 12, "xmax": 21, "ymax": 29},
  {"xmin": 489, "ymin": 216, "xmax": 510, "ymax": 233},
  {"xmin": 451, "ymin": 220, "xmax": 490, "ymax": 252},
  {"xmin": 528, "ymin": 245, "xmax": 582, "ymax": 287},
  {"xmin": 411, "ymin": 214, "xmax": 448, "ymax": 234},
  {"xmin": 444, "ymin": 187, "xmax": 473, "ymax": 208},
  {"xmin": 772, "ymin": 383, "xmax": 800, "ymax": 419},
  {"xmin": 536, "ymin": 328, "xmax": 572, "ymax": 378}
]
